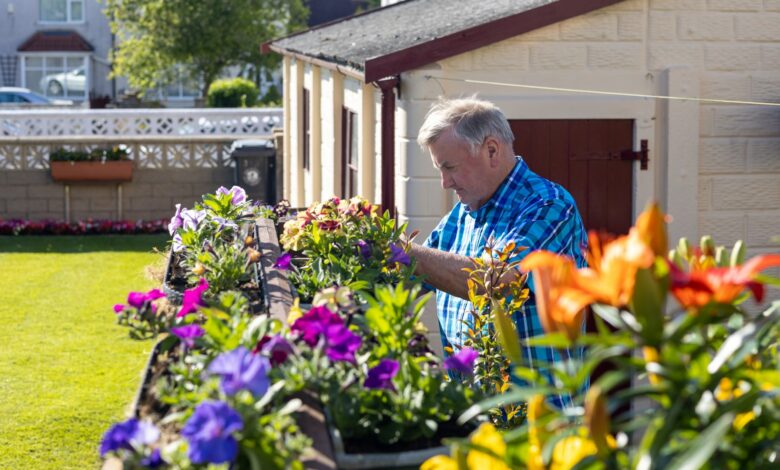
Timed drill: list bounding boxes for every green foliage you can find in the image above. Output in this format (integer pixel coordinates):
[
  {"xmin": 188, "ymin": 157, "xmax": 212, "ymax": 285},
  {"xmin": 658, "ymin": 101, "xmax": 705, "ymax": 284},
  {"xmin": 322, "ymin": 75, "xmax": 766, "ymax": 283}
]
[
  {"xmin": 259, "ymin": 84, "xmax": 282, "ymax": 106},
  {"xmin": 104, "ymin": 0, "xmax": 309, "ymax": 96},
  {"xmin": 206, "ymin": 77, "xmax": 259, "ymax": 108},
  {"xmin": 50, "ymin": 145, "xmax": 129, "ymax": 162},
  {"xmin": 0, "ymin": 235, "xmax": 167, "ymax": 469}
]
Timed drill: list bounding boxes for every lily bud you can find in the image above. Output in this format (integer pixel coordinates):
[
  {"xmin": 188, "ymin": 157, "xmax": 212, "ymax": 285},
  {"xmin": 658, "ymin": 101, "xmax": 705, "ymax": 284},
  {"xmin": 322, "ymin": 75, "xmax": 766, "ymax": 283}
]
[
  {"xmin": 635, "ymin": 202, "xmax": 668, "ymax": 258},
  {"xmin": 700, "ymin": 235, "xmax": 715, "ymax": 257},
  {"xmin": 246, "ymin": 248, "xmax": 261, "ymax": 263},
  {"xmin": 192, "ymin": 263, "xmax": 206, "ymax": 276},
  {"xmin": 244, "ymin": 235, "xmax": 255, "ymax": 247},
  {"xmin": 730, "ymin": 240, "xmax": 745, "ymax": 267},
  {"xmin": 585, "ymin": 386, "xmax": 611, "ymax": 457}
]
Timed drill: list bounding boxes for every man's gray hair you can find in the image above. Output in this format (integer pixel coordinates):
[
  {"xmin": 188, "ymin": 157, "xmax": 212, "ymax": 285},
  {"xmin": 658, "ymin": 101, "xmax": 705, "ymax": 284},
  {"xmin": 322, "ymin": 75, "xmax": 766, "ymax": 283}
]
[{"xmin": 417, "ymin": 96, "xmax": 515, "ymax": 154}]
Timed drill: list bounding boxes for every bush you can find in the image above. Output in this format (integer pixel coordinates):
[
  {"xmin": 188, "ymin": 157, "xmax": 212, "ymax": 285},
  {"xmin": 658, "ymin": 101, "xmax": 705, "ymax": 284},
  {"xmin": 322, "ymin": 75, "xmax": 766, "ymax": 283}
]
[
  {"xmin": 206, "ymin": 77, "xmax": 259, "ymax": 108},
  {"xmin": 50, "ymin": 146, "xmax": 129, "ymax": 162}
]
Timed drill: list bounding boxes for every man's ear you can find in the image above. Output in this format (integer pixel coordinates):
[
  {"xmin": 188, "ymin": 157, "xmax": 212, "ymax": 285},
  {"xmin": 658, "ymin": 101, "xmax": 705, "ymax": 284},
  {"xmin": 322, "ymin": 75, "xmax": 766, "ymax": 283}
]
[{"xmin": 484, "ymin": 136, "xmax": 500, "ymax": 166}]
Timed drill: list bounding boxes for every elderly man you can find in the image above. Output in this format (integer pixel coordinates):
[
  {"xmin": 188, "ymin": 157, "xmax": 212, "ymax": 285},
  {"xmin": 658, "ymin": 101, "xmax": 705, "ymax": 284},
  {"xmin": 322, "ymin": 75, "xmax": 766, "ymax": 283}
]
[{"xmin": 409, "ymin": 97, "xmax": 588, "ymax": 407}]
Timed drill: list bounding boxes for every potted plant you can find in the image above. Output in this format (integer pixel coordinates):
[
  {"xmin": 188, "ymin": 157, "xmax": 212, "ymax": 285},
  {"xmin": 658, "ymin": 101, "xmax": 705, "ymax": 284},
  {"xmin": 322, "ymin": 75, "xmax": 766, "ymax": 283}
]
[
  {"xmin": 49, "ymin": 146, "xmax": 134, "ymax": 182},
  {"xmin": 164, "ymin": 186, "xmax": 270, "ymax": 314}
]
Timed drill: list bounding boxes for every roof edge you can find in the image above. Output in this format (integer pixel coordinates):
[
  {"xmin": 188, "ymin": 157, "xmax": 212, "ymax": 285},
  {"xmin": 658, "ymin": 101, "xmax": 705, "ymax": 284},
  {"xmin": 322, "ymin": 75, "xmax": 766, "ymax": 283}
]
[
  {"xmin": 266, "ymin": 43, "xmax": 365, "ymax": 81},
  {"xmin": 363, "ymin": 0, "xmax": 624, "ymax": 82}
]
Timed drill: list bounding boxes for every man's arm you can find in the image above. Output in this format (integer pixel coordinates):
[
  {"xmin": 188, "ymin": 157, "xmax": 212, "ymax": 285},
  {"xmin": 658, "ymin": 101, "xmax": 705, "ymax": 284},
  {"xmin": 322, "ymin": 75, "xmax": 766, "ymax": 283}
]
[{"xmin": 409, "ymin": 243, "xmax": 473, "ymax": 300}]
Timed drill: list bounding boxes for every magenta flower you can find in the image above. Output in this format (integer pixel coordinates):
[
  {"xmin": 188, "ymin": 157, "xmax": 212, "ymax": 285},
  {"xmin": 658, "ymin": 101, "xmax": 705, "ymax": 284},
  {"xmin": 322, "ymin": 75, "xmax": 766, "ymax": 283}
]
[
  {"xmin": 181, "ymin": 400, "xmax": 243, "ymax": 464},
  {"xmin": 388, "ymin": 243, "xmax": 411, "ymax": 266},
  {"xmin": 171, "ymin": 325, "xmax": 205, "ymax": 348},
  {"xmin": 207, "ymin": 346, "xmax": 270, "ymax": 397},
  {"xmin": 254, "ymin": 335, "xmax": 293, "ymax": 366},
  {"xmin": 357, "ymin": 240, "xmax": 371, "ymax": 259},
  {"xmin": 291, "ymin": 305, "xmax": 344, "ymax": 347},
  {"xmin": 365, "ymin": 359, "xmax": 400, "ymax": 391},
  {"xmin": 127, "ymin": 292, "xmax": 147, "ymax": 309},
  {"xmin": 113, "ymin": 304, "xmax": 125, "ymax": 314},
  {"xmin": 444, "ymin": 347, "xmax": 479, "ymax": 375},
  {"xmin": 177, "ymin": 278, "xmax": 209, "ymax": 318},
  {"xmin": 273, "ymin": 252, "xmax": 292, "ymax": 271},
  {"xmin": 145, "ymin": 289, "xmax": 165, "ymax": 301},
  {"xmin": 216, "ymin": 185, "xmax": 247, "ymax": 205},
  {"xmin": 99, "ymin": 418, "xmax": 159, "ymax": 457},
  {"xmin": 169, "ymin": 203, "xmax": 183, "ymax": 235},
  {"xmin": 323, "ymin": 324, "xmax": 362, "ymax": 363}
]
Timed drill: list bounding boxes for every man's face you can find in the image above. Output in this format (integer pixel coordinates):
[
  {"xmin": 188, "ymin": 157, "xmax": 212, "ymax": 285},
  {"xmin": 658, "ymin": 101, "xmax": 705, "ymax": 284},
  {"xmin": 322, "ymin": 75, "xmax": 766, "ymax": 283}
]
[{"xmin": 428, "ymin": 127, "xmax": 492, "ymax": 211}]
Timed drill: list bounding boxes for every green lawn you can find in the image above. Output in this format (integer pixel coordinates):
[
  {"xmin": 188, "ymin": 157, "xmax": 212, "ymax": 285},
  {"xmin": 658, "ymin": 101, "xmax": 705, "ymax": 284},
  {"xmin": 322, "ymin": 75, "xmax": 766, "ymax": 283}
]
[{"xmin": 0, "ymin": 235, "xmax": 169, "ymax": 469}]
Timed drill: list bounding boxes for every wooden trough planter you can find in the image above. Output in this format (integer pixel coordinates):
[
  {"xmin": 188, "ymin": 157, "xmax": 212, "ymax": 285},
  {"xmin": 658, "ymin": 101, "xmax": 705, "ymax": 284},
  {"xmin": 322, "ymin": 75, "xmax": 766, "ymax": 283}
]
[{"xmin": 50, "ymin": 160, "xmax": 134, "ymax": 182}]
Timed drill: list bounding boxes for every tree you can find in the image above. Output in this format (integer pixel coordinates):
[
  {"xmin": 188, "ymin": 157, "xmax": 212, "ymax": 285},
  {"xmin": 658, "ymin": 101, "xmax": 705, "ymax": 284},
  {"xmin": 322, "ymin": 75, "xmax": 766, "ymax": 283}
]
[{"xmin": 104, "ymin": 0, "xmax": 308, "ymax": 97}]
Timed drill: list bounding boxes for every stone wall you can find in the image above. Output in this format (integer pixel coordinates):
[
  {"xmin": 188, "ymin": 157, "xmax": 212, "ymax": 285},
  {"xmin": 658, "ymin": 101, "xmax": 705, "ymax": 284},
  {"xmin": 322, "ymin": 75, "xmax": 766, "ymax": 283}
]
[{"xmin": 0, "ymin": 168, "xmax": 233, "ymax": 221}]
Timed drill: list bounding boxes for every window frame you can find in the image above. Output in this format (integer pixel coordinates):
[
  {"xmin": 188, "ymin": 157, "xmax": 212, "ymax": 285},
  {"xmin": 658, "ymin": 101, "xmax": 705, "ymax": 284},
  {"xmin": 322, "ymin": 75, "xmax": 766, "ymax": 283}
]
[
  {"xmin": 302, "ymin": 87, "xmax": 310, "ymax": 171},
  {"xmin": 20, "ymin": 53, "xmax": 90, "ymax": 100},
  {"xmin": 341, "ymin": 107, "xmax": 358, "ymax": 198},
  {"xmin": 39, "ymin": 0, "xmax": 85, "ymax": 24}
]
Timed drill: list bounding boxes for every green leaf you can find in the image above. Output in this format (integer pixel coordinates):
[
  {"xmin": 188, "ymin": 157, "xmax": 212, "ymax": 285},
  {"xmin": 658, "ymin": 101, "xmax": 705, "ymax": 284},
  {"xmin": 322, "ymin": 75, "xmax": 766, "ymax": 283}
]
[
  {"xmin": 665, "ymin": 412, "xmax": 734, "ymax": 470},
  {"xmin": 524, "ymin": 332, "xmax": 571, "ymax": 349},
  {"xmin": 630, "ymin": 267, "xmax": 664, "ymax": 345}
]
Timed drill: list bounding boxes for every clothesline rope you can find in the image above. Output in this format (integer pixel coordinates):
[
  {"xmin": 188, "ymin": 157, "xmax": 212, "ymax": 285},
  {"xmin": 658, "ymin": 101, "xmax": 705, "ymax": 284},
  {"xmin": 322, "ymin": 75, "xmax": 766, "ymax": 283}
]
[{"xmin": 424, "ymin": 75, "xmax": 780, "ymax": 107}]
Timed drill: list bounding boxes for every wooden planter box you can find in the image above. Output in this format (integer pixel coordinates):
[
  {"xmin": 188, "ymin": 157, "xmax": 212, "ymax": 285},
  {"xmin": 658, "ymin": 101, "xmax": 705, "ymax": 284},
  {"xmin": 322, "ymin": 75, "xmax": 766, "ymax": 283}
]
[{"xmin": 50, "ymin": 160, "xmax": 133, "ymax": 182}]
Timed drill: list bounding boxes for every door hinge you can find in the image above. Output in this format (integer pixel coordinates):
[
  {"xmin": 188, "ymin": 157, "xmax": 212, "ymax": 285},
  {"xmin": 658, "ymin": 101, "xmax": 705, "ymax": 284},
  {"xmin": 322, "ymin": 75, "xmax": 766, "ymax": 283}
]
[
  {"xmin": 570, "ymin": 139, "xmax": 649, "ymax": 170},
  {"xmin": 620, "ymin": 139, "xmax": 649, "ymax": 170}
]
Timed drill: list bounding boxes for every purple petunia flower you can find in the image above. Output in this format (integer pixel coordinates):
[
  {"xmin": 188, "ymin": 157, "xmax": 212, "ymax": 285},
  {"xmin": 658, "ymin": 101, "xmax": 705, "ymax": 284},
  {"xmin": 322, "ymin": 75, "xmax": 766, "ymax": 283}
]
[
  {"xmin": 172, "ymin": 233, "xmax": 184, "ymax": 252},
  {"xmin": 216, "ymin": 185, "xmax": 247, "ymax": 205},
  {"xmin": 291, "ymin": 305, "xmax": 344, "ymax": 347},
  {"xmin": 388, "ymin": 243, "xmax": 411, "ymax": 266},
  {"xmin": 140, "ymin": 448, "xmax": 164, "ymax": 468},
  {"xmin": 212, "ymin": 216, "xmax": 239, "ymax": 231},
  {"xmin": 113, "ymin": 304, "xmax": 126, "ymax": 314},
  {"xmin": 365, "ymin": 359, "xmax": 400, "ymax": 391},
  {"xmin": 181, "ymin": 400, "xmax": 243, "ymax": 464},
  {"xmin": 207, "ymin": 346, "xmax": 270, "ymax": 397},
  {"xmin": 181, "ymin": 209, "xmax": 207, "ymax": 231},
  {"xmin": 145, "ymin": 289, "xmax": 165, "ymax": 302},
  {"xmin": 169, "ymin": 203, "xmax": 183, "ymax": 236},
  {"xmin": 170, "ymin": 325, "xmax": 205, "ymax": 348},
  {"xmin": 357, "ymin": 240, "xmax": 371, "ymax": 259},
  {"xmin": 99, "ymin": 418, "xmax": 160, "ymax": 457},
  {"xmin": 444, "ymin": 347, "xmax": 479, "ymax": 375},
  {"xmin": 273, "ymin": 252, "xmax": 292, "ymax": 271},
  {"xmin": 177, "ymin": 278, "xmax": 209, "ymax": 318},
  {"xmin": 323, "ymin": 324, "xmax": 362, "ymax": 363},
  {"xmin": 254, "ymin": 335, "xmax": 294, "ymax": 366}
]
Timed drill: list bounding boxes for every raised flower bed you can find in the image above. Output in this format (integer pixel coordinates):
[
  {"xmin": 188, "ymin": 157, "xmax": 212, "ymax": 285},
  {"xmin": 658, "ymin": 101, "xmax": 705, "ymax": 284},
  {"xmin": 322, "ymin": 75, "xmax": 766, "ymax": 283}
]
[{"xmin": 50, "ymin": 146, "xmax": 134, "ymax": 182}]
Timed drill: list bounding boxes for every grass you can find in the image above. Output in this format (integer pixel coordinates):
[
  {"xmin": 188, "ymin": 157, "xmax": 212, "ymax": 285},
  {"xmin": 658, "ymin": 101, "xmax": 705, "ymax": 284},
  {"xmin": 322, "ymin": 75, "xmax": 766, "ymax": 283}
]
[{"xmin": 0, "ymin": 235, "xmax": 169, "ymax": 469}]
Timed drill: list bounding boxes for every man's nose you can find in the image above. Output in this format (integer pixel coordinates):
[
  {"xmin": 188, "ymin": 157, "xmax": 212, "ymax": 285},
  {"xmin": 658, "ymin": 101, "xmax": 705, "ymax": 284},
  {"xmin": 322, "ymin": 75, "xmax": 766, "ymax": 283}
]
[{"xmin": 440, "ymin": 172, "xmax": 454, "ymax": 189}]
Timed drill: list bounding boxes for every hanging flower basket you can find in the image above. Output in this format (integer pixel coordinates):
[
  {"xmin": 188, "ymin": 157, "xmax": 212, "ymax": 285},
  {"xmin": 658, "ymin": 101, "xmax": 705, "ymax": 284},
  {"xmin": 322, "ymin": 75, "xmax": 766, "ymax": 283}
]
[{"xmin": 50, "ymin": 161, "xmax": 134, "ymax": 182}]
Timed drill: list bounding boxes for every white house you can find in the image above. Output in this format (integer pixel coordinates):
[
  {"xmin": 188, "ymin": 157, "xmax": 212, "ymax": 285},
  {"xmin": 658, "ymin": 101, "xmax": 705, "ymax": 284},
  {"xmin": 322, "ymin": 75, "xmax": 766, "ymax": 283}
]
[{"xmin": 265, "ymin": 0, "xmax": 780, "ymax": 275}]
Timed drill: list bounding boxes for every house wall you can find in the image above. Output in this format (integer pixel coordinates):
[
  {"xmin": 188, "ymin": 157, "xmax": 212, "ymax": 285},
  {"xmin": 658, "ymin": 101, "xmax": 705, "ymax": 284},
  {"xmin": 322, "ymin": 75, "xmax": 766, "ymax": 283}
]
[
  {"xmin": 0, "ymin": 0, "xmax": 115, "ymax": 98},
  {"xmin": 396, "ymin": 0, "xmax": 780, "ymax": 299}
]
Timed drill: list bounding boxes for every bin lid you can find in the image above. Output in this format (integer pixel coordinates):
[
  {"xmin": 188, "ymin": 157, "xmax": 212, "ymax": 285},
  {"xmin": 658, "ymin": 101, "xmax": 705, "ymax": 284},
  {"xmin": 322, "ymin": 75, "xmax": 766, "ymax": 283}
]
[{"xmin": 229, "ymin": 139, "xmax": 274, "ymax": 152}]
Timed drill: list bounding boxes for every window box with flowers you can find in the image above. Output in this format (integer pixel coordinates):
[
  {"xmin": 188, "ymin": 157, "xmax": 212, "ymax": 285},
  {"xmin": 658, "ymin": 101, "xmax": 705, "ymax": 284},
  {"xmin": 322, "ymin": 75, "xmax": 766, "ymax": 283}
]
[{"xmin": 49, "ymin": 146, "xmax": 133, "ymax": 182}]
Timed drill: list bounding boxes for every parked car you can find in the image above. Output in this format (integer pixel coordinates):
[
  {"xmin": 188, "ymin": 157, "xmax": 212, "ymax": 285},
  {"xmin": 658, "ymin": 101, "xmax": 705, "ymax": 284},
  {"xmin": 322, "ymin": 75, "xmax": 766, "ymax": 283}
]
[
  {"xmin": 0, "ymin": 87, "xmax": 73, "ymax": 106},
  {"xmin": 40, "ymin": 67, "xmax": 86, "ymax": 96}
]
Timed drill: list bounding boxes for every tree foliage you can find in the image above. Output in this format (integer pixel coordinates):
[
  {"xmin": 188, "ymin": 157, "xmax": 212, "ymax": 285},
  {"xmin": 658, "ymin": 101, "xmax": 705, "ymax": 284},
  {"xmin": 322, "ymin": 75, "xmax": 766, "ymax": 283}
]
[{"xmin": 104, "ymin": 0, "xmax": 308, "ymax": 96}]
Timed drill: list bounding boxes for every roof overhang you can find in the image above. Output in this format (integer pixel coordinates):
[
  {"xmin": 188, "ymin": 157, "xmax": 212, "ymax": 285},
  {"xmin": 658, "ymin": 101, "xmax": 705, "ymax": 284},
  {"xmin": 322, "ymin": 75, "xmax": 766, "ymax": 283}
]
[
  {"xmin": 18, "ymin": 30, "xmax": 94, "ymax": 52},
  {"xmin": 264, "ymin": 0, "xmax": 624, "ymax": 83}
]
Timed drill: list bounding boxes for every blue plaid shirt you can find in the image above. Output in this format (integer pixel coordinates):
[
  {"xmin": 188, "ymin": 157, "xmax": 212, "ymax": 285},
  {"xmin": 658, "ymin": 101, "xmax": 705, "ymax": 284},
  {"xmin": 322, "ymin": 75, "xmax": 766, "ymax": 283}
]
[{"xmin": 424, "ymin": 157, "xmax": 588, "ymax": 407}]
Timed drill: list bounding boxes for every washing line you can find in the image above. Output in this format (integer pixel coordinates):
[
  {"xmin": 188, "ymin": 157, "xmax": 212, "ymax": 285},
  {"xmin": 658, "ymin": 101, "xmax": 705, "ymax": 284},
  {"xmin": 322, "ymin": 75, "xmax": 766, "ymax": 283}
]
[{"xmin": 424, "ymin": 75, "xmax": 780, "ymax": 107}]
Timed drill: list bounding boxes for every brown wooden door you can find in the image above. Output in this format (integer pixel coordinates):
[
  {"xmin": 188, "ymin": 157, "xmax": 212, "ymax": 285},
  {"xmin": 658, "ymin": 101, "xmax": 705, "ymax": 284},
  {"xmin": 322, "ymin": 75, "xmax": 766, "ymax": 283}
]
[{"xmin": 509, "ymin": 119, "xmax": 634, "ymax": 236}]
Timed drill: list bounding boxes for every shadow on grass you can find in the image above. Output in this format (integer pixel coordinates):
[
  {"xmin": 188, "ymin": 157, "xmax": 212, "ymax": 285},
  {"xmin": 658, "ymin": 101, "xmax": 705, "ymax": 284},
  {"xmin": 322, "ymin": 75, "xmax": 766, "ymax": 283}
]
[{"xmin": 0, "ymin": 234, "xmax": 170, "ymax": 253}]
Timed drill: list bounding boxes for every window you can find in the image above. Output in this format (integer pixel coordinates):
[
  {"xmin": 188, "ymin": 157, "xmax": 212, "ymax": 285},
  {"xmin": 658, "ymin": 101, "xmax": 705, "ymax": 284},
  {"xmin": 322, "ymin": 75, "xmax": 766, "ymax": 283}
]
[
  {"xmin": 40, "ymin": 0, "xmax": 84, "ymax": 23},
  {"xmin": 341, "ymin": 108, "xmax": 358, "ymax": 198},
  {"xmin": 160, "ymin": 67, "xmax": 200, "ymax": 100},
  {"xmin": 22, "ymin": 55, "xmax": 88, "ymax": 99},
  {"xmin": 302, "ymin": 88, "xmax": 310, "ymax": 171}
]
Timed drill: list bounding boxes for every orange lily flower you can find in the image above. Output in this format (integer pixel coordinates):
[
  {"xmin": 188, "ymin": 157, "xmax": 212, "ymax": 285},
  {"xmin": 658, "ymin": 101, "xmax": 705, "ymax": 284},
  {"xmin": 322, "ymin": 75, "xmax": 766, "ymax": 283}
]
[
  {"xmin": 670, "ymin": 253, "xmax": 780, "ymax": 310},
  {"xmin": 520, "ymin": 251, "xmax": 594, "ymax": 341},
  {"xmin": 635, "ymin": 202, "xmax": 668, "ymax": 258}
]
